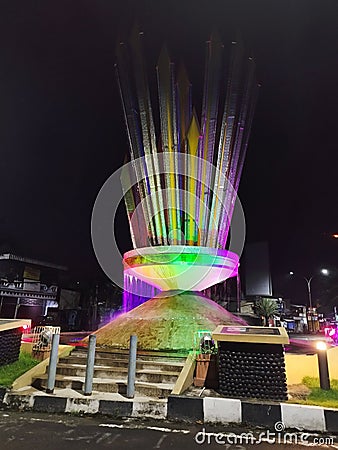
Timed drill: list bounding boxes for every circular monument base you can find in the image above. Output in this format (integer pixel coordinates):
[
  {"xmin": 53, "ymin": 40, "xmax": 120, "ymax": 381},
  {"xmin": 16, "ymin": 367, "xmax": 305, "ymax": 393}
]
[{"xmin": 91, "ymin": 290, "xmax": 246, "ymax": 352}]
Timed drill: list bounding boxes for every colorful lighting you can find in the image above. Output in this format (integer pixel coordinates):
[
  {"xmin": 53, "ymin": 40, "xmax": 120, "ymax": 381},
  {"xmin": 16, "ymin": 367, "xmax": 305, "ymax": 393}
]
[
  {"xmin": 123, "ymin": 246, "xmax": 239, "ymax": 291},
  {"xmin": 88, "ymin": 33, "xmax": 259, "ymax": 349},
  {"xmin": 117, "ymin": 31, "xmax": 258, "ymax": 251},
  {"xmin": 116, "ymin": 31, "xmax": 258, "ymax": 304},
  {"xmin": 324, "ymin": 326, "xmax": 338, "ymax": 343}
]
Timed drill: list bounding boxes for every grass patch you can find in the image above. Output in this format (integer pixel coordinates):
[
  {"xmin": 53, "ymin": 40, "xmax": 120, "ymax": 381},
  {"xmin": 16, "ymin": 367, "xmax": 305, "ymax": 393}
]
[
  {"xmin": 290, "ymin": 377, "xmax": 338, "ymax": 409},
  {"xmin": 0, "ymin": 351, "xmax": 40, "ymax": 388}
]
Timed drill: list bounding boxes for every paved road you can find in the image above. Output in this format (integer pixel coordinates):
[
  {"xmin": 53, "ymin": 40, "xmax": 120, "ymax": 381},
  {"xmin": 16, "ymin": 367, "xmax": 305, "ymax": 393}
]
[{"xmin": 0, "ymin": 411, "xmax": 337, "ymax": 449}]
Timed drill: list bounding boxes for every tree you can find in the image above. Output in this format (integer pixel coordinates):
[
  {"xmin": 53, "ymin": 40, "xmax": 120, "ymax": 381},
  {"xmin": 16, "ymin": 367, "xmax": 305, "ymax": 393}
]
[{"xmin": 255, "ymin": 298, "xmax": 279, "ymax": 327}]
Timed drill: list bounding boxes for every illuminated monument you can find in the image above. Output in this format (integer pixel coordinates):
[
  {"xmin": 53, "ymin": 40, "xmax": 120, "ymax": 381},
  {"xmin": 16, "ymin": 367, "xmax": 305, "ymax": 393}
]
[{"xmin": 94, "ymin": 31, "xmax": 259, "ymax": 351}]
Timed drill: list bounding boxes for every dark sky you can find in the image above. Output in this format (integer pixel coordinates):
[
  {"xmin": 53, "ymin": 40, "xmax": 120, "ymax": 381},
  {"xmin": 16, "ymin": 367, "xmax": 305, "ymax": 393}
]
[{"xmin": 0, "ymin": 0, "xmax": 337, "ymax": 300}]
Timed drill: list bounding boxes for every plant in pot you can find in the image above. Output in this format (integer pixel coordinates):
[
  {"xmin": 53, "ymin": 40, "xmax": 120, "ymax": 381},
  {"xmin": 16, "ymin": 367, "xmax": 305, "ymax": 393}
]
[{"xmin": 194, "ymin": 335, "xmax": 218, "ymax": 387}]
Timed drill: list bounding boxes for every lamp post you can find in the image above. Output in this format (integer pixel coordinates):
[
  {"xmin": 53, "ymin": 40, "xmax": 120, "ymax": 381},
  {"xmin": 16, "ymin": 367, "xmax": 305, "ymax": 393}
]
[
  {"xmin": 289, "ymin": 269, "xmax": 329, "ymax": 310},
  {"xmin": 289, "ymin": 269, "xmax": 329, "ymax": 333}
]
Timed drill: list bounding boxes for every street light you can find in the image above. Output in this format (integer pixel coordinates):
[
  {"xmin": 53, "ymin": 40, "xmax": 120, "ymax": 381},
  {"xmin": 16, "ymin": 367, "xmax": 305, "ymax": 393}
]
[{"xmin": 289, "ymin": 269, "xmax": 329, "ymax": 309}]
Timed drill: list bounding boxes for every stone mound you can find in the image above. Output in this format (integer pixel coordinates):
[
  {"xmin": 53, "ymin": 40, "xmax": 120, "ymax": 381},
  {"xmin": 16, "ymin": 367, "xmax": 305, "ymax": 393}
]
[{"xmin": 90, "ymin": 290, "xmax": 246, "ymax": 351}]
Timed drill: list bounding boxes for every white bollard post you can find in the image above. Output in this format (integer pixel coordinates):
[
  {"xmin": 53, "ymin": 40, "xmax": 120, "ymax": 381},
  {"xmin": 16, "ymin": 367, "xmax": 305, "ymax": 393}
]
[
  {"xmin": 46, "ymin": 333, "xmax": 60, "ymax": 394},
  {"xmin": 126, "ymin": 334, "xmax": 137, "ymax": 398},
  {"xmin": 83, "ymin": 334, "xmax": 96, "ymax": 396}
]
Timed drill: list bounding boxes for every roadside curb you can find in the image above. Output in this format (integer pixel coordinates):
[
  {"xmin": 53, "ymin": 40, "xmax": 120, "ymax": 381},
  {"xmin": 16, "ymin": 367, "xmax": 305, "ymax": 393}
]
[
  {"xmin": 1, "ymin": 391, "xmax": 338, "ymax": 433},
  {"xmin": 167, "ymin": 395, "xmax": 338, "ymax": 433},
  {"xmin": 0, "ymin": 392, "xmax": 167, "ymax": 420}
]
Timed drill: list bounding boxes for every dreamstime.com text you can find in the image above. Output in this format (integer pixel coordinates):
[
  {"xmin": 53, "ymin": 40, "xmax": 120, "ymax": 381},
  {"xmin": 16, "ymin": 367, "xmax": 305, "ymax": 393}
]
[{"xmin": 194, "ymin": 422, "xmax": 335, "ymax": 446}]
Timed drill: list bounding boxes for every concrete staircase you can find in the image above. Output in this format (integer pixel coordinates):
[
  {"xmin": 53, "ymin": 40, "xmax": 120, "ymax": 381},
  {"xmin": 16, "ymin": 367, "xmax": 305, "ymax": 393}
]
[{"xmin": 32, "ymin": 347, "xmax": 187, "ymax": 398}]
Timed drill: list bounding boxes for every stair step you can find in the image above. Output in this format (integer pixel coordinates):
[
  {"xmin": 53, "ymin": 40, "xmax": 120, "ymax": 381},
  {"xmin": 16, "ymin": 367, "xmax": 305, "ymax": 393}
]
[
  {"xmin": 59, "ymin": 357, "xmax": 184, "ymax": 372},
  {"xmin": 56, "ymin": 363, "xmax": 180, "ymax": 375},
  {"xmin": 34, "ymin": 349, "xmax": 187, "ymax": 398},
  {"xmin": 71, "ymin": 349, "xmax": 187, "ymax": 363},
  {"xmin": 33, "ymin": 374, "xmax": 173, "ymax": 398},
  {"xmin": 54, "ymin": 363, "xmax": 180, "ymax": 383}
]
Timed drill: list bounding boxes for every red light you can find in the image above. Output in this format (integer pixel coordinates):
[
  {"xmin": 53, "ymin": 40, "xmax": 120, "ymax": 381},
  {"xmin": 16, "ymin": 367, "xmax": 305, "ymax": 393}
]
[{"xmin": 21, "ymin": 324, "xmax": 30, "ymax": 331}]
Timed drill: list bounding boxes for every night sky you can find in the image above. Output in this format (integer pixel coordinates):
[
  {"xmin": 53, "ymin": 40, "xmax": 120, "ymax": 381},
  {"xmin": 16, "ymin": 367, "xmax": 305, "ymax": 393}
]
[{"xmin": 0, "ymin": 0, "xmax": 337, "ymax": 303}]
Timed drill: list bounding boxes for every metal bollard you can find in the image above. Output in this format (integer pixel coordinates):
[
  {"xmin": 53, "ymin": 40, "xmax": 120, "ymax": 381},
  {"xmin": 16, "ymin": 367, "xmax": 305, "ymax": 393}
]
[
  {"xmin": 83, "ymin": 334, "xmax": 96, "ymax": 396},
  {"xmin": 46, "ymin": 333, "xmax": 60, "ymax": 394},
  {"xmin": 316, "ymin": 342, "xmax": 330, "ymax": 390},
  {"xmin": 126, "ymin": 334, "xmax": 137, "ymax": 398}
]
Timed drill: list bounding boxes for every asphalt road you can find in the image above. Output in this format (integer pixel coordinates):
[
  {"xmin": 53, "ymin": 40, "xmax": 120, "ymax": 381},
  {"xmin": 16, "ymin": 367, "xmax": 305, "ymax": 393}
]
[{"xmin": 0, "ymin": 411, "xmax": 337, "ymax": 450}]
